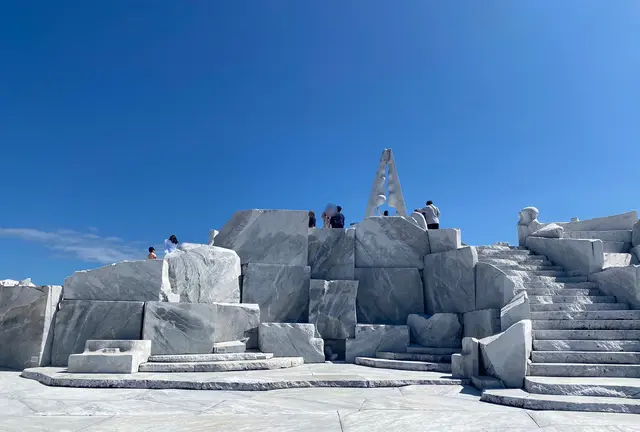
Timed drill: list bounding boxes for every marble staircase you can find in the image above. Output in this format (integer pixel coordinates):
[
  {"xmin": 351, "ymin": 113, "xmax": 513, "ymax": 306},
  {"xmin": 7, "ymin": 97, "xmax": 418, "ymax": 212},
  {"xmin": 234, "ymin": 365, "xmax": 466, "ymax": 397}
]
[
  {"xmin": 138, "ymin": 352, "xmax": 304, "ymax": 372},
  {"xmin": 354, "ymin": 345, "xmax": 457, "ymax": 373}
]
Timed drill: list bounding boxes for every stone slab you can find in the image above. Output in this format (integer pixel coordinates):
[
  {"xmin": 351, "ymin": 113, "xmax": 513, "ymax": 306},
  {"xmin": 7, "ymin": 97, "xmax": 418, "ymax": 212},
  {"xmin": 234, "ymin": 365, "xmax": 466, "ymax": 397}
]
[
  {"xmin": 603, "ymin": 252, "xmax": 632, "ymax": 269},
  {"xmin": 258, "ymin": 323, "xmax": 325, "ymax": 363},
  {"xmin": 138, "ymin": 357, "xmax": 305, "ymax": 372},
  {"xmin": 531, "ymin": 223, "xmax": 563, "ymax": 238},
  {"xmin": 423, "ymin": 247, "xmax": 477, "ymax": 314},
  {"xmin": 526, "ymin": 237, "xmax": 604, "ymax": 276},
  {"xmin": 345, "ymin": 324, "xmax": 409, "ymax": 363},
  {"xmin": 588, "ymin": 265, "xmax": 640, "ymax": 309},
  {"xmin": 450, "ymin": 353, "xmax": 463, "ymax": 378},
  {"xmin": 564, "ymin": 230, "xmax": 633, "ymax": 243},
  {"xmin": 242, "ymin": 263, "xmax": 310, "ymax": 323},
  {"xmin": 355, "ymin": 216, "xmax": 430, "ymax": 269},
  {"xmin": 474, "ymin": 262, "xmax": 517, "ymax": 310},
  {"xmin": 479, "ymin": 320, "xmax": 532, "ymax": 388},
  {"xmin": 215, "ymin": 209, "xmax": 309, "ymax": 266},
  {"xmin": 148, "ymin": 352, "xmax": 272, "ymax": 362},
  {"xmin": 427, "ymin": 228, "xmax": 461, "ymax": 254},
  {"xmin": 51, "ymin": 300, "xmax": 144, "ymax": 367},
  {"xmin": 407, "ymin": 313, "xmax": 462, "ymax": 347},
  {"xmin": 558, "ymin": 211, "xmax": 638, "ymax": 232},
  {"xmin": 500, "ymin": 291, "xmax": 530, "ymax": 331},
  {"xmin": 213, "ymin": 340, "xmax": 246, "ymax": 353},
  {"xmin": 214, "ymin": 303, "xmax": 260, "ymax": 349},
  {"xmin": 309, "ymin": 279, "xmax": 358, "ymax": 339},
  {"xmin": 462, "ymin": 309, "xmax": 500, "ymax": 339},
  {"xmin": 354, "ymin": 357, "xmax": 451, "ymax": 373},
  {"xmin": 354, "ymin": 268, "xmax": 424, "ymax": 325},
  {"xmin": 308, "ymin": 228, "xmax": 355, "ymax": 280},
  {"xmin": 67, "ymin": 340, "xmax": 151, "ymax": 374},
  {"xmin": 461, "ymin": 337, "xmax": 480, "ymax": 378},
  {"xmin": 0, "ymin": 285, "xmax": 62, "ymax": 370}
]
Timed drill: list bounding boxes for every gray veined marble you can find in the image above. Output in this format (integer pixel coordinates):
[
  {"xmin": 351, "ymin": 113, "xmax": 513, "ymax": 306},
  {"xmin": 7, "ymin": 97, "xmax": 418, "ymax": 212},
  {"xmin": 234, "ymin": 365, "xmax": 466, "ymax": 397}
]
[
  {"xmin": 67, "ymin": 340, "xmax": 151, "ymax": 374},
  {"xmin": 0, "ymin": 285, "xmax": 62, "ymax": 370},
  {"xmin": 558, "ymin": 210, "xmax": 638, "ymax": 232},
  {"xmin": 242, "ymin": 263, "xmax": 310, "ymax": 323},
  {"xmin": 214, "ymin": 302, "xmax": 260, "ymax": 349},
  {"xmin": 309, "ymin": 279, "xmax": 358, "ymax": 339},
  {"xmin": 407, "ymin": 313, "xmax": 462, "ymax": 347},
  {"xmin": 526, "ymin": 237, "xmax": 604, "ymax": 276},
  {"xmin": 479, "ymin": 319, "xmax": 532, "ymax": 388},
  {"xmin": 500, "ymin": 291, "xmax": 530, "ymax": 331},
  {"xmin": 258, "ymin": 323, "xmax": 325, "ymax": 363},
  {"xmin": 355, "ymin": 267, "xmax": 424, "ymax": 325},
  {"xmin": 427, "ymin": 228, "xmax": 461, "ymax": 253},
  {"xmin": 355, "ymin": 216, "xmax": 430, "ymax": 269},
  {"xmin": 475, "ymin": 262, "xmax": 517, "ymax": 310},
  {"xmin": 462, "ymin": 309, "xmax": 500, "ymax": 339},
  {"xmin": 51, "ymin": 300, "xmax": 144, "ymax": 366},
  {"xmin": 588, "ymin": 265, "xmax": 640, "ymax": 309},
  {"xmin": 423, "ymin": 246, "xmax": 478, "ymax": 314},
  {"xmin": 633, "ymin": 220, "xmax": 640, "ymax": 247},
  {"xmin": 345, "ymin": 324, "xmax": 409, "ymax": 363},
  {"xmin": 531, "ymin": 223, "xmax": 564, "ymax": 238},
  {"xmin": 215, "ymin": 209, "xmax": 309, "ymax": 266},
  {"xmin": 308, "ymin": 228, "xmax": 355, "ymax": 280}
]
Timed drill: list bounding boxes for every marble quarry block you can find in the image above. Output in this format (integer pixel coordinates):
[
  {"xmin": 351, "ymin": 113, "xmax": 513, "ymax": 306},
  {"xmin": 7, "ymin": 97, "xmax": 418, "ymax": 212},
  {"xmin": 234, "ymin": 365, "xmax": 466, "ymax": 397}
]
[
  {"xmin": 407, "ymin": 313, "xmax": 461, "ymax": 347},
  {"xmin": 531, "ymin": 223, "xmax": 563, "ymax": 238},
  {"xmin": 67, "ymin": 340, "xmax": 151, "ymax": 374},
  {"xmin": 526, "ymin": 237, "xmax": 604, "ymax": 276},
  {"xmin": 242, "ymin": 263, "xmax": 310, "ymax": 323},
  {"xmin": 479, "ymin": 320, "xmax": 532, "ymax": 388},
  {"xmin": 427, "ymin": 228, "xmax": 461, "ymax": 254},
  {"xmin": 214, "ymin": 302, "xmax": 260, "ymax": 349},
  {"xmin": 451, "ymin": 353, "xmax": 464, "ymax": 378},
  {"xmin": 258, "ymin": 323, "xmax": 324, "ymax": 363},
  {"xmin": 345, "ymin": 324, "xmax": 409, "ymax": 363},
  {"xmin": 423, "ymin": 247, "xmax": 478, "ymax": 314},
  {"xmin": 52, "ymin": 300, "xmax": 143, "ymax": 366},
  {"xmin": 501, "ymin": 291, "xmax": 530, "ymax": 332},
  {"xmin": 633, "ymin": 221, "xmax": 640, "ymax": 247},
  {"xmin": 475, "ymin": 262, "xmax": 517, "ymax": 309},
  {"xmin": 559, "ymin": 211, "xmax": 638, "ymax": 232},
  {"xmin": 165, "ymin": 245, "xmax": 241, "ymax": 303},
  {"xmin": 308, "ymin": 228, "xmax": 355, "ymax": 280},
  {"xmin": 354, "ymin": 267, "xmax": 424, "ymax": 325},
  {"xmin": 309, "ymin": 279, "xmax": 358, "ymax": 339},
  {"xmin": 64, "ymin": 260, "xmax": 170, "ymax": 302},
  {"xmin": 588, "ymin": 265, "xmax": 640, "ymax": 309},
  {"xmin": 463, "ymin": 309, "xmax": 500, "ymax": 339},
  {"xmin": 355, "ymin": 216, "xmax": 430, "ymax": 269},
  {"xmin": 142, "ymin": 302, "xmax": 217, "ymax": 355},
  {"xmin": 462, "ymin": 337, "xmax": 480, "ymax": 378},
  {"xmin": 0, "ymin": 285, "xmax": 62, "ymax": 370},
  {"xmin": 215, "ymin": 209, "xmax": 309, "ymax": 266},
  {"xmin": 603, "ymin": 252, "xmax": 632, "ymax": 269}
]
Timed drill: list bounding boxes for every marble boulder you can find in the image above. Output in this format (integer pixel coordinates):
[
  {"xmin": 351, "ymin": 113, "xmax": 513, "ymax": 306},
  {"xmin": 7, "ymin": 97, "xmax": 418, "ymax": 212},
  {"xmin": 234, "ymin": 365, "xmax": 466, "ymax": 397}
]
[
  {"xmin": 531, "ymin": 223, "xmax": 563, "ymax": 239},
  {"xmin": 354, "ymin": 267, "xmax": 424, "ymax": 325},
  {"xmin": 215, "ymin": 209, "xmax": 308, "ymax": 266},
  {"xmin": 461, "ymin": 337, "xmax": 480, "ymax": 378},
  {"xmin": 0, "ymin": 285, "xmax": 62, "ymax": 370},
  {"xmin": 588, "ymin": 265, "xmax": 640, "ymax": 309},
  {"xmin": 242, "ymin": 263, "xmax": 310, "ymax": 323},
  {"xmin": 258, "ymin": 323, "xmax": 324, "ymax": 363},
  {"xmin": 463, "ymin": 309, "xmax": 500, "ymax": 339},
  {"xmin": 214, "ymin": 302, "xmax": 260, "ymax": 349},
  {"xmin": 308, "ymin": 228, "xmax": 355, "ymax": 280},
  {"xmin": 427, "ymin": 228, "xmax": 461, "ymax": 253},
  {"xmin": 501, "ymin": 291, "xmax": 530, "ymax": 331},
  {"xmin": 345, "ymin": 324, "xmax": 409, "ymax": 363},
  {"xmin": 479, "ymin": 320, "xmax": 532, "ymax": 388},
  {"xmin": 526, "ymin": 237, "xmax": 604, "ymax": 276},
  {"xmin": 559, "ymin": 211, "xmax": 638, "ymax": 232},
  {"xmin": 407, "ymin": 313, "xmax": 462, "ymax": 347},
  {"xmin": 309, "ymin": 279, "xmax": 358, "ymax": 339},
  {"xmin": 52, "ymin": 300, "xmax": 143, "ymax": 366},
  {"xmin": 355, "ymin": 216, "xmax": 430, "ymax": 269},
  {"xmin": 423, "ymin": 246, "xmax": 478, "ymax": 314},
  {"xmin": 67, "ymin": 340, "xmax": 151, "ymax": 374},
  {"xmin": 475, "ymin": 262, "xmax": 518, "ymax": 309}
]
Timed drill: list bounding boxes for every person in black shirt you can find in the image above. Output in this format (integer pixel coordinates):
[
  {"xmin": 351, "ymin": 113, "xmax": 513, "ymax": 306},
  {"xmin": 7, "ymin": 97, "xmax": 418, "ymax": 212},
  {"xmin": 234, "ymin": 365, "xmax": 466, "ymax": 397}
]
[
  {"xmin": 308, "ymin": 210, "xmax": 317, "ymax": 228},
  {"xmin": 330, "ymin": 206, "xmax": 345, "ymax": 228}
]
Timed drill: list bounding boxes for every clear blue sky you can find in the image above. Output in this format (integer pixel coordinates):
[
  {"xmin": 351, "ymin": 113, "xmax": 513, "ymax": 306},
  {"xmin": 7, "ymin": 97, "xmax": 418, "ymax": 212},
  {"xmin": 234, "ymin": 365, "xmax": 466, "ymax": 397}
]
[{"xmin": 1, "ymin": 1, "xmax": 639, "ymax": 285}]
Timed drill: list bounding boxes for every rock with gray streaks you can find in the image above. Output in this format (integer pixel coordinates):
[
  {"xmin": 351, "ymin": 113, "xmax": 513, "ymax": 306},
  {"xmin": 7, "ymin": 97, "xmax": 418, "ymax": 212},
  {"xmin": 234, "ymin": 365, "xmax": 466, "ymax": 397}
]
[
  {"xmin": 559, "ymin": 211, "xmax": 638, "ymax": 232},
  {"xmin": 423, "ymin": 247, "xmax": 478, "ymax": 314},
  {"xmin": 427, "ymin": 228, "xmax": 461, "ymax": 253},
  {"xmin": 355, "ymin": 216, "xmax": 430, "ymax": 269},
  {"xmin": 588, "ymin": 265, "xmax": 640, "ymax": 309},
  {"xmin": 463, "ymin": 309, "xmax": 500, "ymax": 339},
  {"xmin": 0, "ymin": 285, "xmax": 62, "ymax": 370},
  {"xmin": 451, "ymin": 353, "xmax": 464, "ymax": 378},
  {"xmin": 475, "ymin": 262, "xmax": 518, "ymax": 309},
  {"xmin": 51, "ymin": 300, "xmax": 144, "ymax": 366},
  {"xmin": 308, "ymin": 228, "xmax": 355, "ymax": 280},
  {"xmin": 603, "ymin": 252, "xmax": 632, "ymax": 269},
  {"xmin": 345, "ymin": 324, "xmax": 409, "ymax": 363},
  {"xmin": 461, "ymin": 336, "xmax": 480, "ymax": 378},
  {"xmin": 214, "ymin": 303, "xmax": 260, "ymax": 349},
  {"xmin": 258, "ymin": 323, "xmax": 324, "ymax": 363},
  {"xmin": 309, "ymin": 279, "xmax": 358, "ymax": 339},
  {"xmin": 407, "ymin": 313, "xmax": 462, "ymax": 347},
  {"xmin": 531, "ymin": 223, "xmax": 564, "ymax": 239},
  {"xmin": 242, "ymin": 263, "xmax": 310, "ymax": 323},
  {"xmin": 526, "ymin": 237, "xmax": 604, "ymax": 276},
  {"xmin": 479, "ymin": 320, "xmax": 532, "ymax": 388},
  {"xmin": 354, "ymin": 267, "xmax": 424, "ymax": 325},
  {"xmin": 215, "ymin": 210, "xmax": 309, "ymax": 266},
  {"xmin": 500, "ymin": 291, "xmax": 530, "ymax": 331},
  {"xmin": 67, "ymin": 340, "xmax": 151, "ymax": 374}
]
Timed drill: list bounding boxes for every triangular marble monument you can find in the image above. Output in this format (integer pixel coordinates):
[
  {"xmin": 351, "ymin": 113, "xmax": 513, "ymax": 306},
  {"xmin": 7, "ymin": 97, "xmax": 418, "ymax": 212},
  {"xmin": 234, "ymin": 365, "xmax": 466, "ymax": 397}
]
[{"xmin": 364, "ymin": 149, "xmax": 407, "ymax": 217}]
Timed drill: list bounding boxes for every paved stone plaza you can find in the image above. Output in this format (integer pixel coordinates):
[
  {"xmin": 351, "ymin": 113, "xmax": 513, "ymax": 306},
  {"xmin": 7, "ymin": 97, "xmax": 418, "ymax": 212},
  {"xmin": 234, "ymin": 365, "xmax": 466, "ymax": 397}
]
[{"xmin": 2, "ymin": 368, "xmax": 639, "ymax": 432}]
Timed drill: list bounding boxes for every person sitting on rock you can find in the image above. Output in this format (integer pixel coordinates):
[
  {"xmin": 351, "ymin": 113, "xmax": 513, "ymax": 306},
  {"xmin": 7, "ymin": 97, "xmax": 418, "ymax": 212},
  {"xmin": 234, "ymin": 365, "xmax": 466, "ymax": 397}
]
[
  {"xmin": 330, "ymin": 205, "xmax": 345, "ymax": 229},
  {"xmin": 383, "ymin": 210, "xmax": 389, "ymax": 216},
  {"xmin": 421, "ymin": 200, "xmax": 440, "ymax": 229},
  {"xmin": 308, "ymin": 210, "xmax": 316, "ymax": 228},
  {"xmin": 164, "ymin": 235, "xmax": 179, "ymax": 255},
  {"xmin": 147, "ymin": 247, "xmax": 157, "ymax": 260}
]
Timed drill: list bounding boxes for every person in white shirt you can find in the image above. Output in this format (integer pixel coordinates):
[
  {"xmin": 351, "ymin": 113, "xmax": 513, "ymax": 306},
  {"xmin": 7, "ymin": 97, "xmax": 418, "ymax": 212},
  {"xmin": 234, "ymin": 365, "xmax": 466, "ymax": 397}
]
[{"xmin": 420, "ymin": 200, "xmax": 440, "ymax": 229}]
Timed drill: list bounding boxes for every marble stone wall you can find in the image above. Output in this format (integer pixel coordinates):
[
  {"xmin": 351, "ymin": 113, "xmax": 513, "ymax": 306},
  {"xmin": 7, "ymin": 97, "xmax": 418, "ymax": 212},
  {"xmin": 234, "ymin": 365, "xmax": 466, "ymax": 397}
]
[
  {"xmin": 345, "ymin": 324, "xmax": 409, "ymax": 363},
  {"xmin": 423, "ymin": 247, "xmax": 478, "ymax": 314},
  {"xmin": 308, "ymin": 228, "xmax": 355, "ymax": 280},
  {"xmin": 214, "ymin": 302, "xmax": 260, "ymax": 349},
  {"xmin": 309, "ymin": 279, "xmax": 358, "ymax": 339},
  {"xmin": 526, "ymin": 237, "xmax": 604, "ymax": 276}
]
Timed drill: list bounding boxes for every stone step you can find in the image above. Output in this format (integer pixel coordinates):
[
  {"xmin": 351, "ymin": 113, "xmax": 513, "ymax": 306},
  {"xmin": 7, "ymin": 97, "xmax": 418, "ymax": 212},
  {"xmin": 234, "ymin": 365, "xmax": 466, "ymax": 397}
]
[
  {"xmin": 528, "ymin": 363, "xmax": 640, "ymax": 378},
  {"xmin": 147, "ymin": 353, "xmax": 273, "ymax": 363},
  {"xmin": 376, "ymin": 351, "xmax": 451, "ymax": 363},
  {"xmin": 531, "ymin": 351, "xmax": 640, "ymax": 364},
  {"xmin": 534, "ymin": 330, "xmax": 640, "ymax": 340},
  {"xmin": 505, "ymin": 269, "xmax": 567, "ymax": 277},
  {"xmin": 522, "ymin": 282, "xmax": 599, "ymax": 290},
  {"xmin": 534, "ymin": 340, "xmax": 640, "ymax": 352},
  {"xmin": 603, "ymin": 241, "xmax": 629, "ymax": 253},
  {"xmin": 531, "ymin": 303, "xmax": 629, "ymax": 312},
  {"xmin": 521, "ymin": 288, "xmax": 601, "ymax": 296},
  {"xmin": 138, "ymin": 357, "xmax": 303, "ymax": 372},
  {"xmin": 531, "ymin": 310, "xmax": 640, "ymax": 320},
  {"xmin": 481, "ymin": 388, "xmax": 640, "ymax": 413},
  {"xmin": 476, "ymin": 248, "xmax": 532, "ymax": 255},
  {"xmin": 479, "ymin": 257, "xmax": 550, "ymax": 265},
  {"xmin": 406, "ymin": 345, "xmax": 461, "ymax": 355},
  {"xmin": 509, "ymin": 275, "xmax": 588, "ymax": 283},
  {"xmin": 354, "ymin": 357, "xmax": 452, "ymax": 373},
  {"xmin": 564, "ymin": 230, "xmax": 633, "ymax": 243},
  {"xmin": 529, "ymin": 295, "xmax": 617, "ymax": 304},
  {"xmin": 532, "ymin": 320, "xmax": 640, "ymax": 330},
  {"xmin": 525, "ymin": 376, "xmax": 640, "ymax": 399}
]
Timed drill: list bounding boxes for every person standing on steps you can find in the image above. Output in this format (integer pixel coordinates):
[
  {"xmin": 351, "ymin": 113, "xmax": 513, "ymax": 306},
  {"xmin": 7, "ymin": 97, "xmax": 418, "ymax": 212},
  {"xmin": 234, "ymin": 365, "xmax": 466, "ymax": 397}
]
[
  {"xmin": 421, "ymin": 200, "xmax": 440, "ymax": 229},
  {"xmin": 330, "ymin": 205, "xmax": 345, "ymax": 229},
  {"xmin": 308, "ymin": 210, "xmax": 317, "ymax": 228},
  {"xmin": 164, "ymin": 235, "xmax": 179, "ymax": 255},
  {"xmin": 147, "ymin": 247, "xmax": 157, "ymax": 259}
]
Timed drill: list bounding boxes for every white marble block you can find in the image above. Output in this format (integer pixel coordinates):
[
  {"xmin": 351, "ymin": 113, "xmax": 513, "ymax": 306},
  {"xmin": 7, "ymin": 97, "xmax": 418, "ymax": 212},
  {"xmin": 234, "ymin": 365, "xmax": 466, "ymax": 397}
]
[
  {"xmin": 345, "ymin": 324, "xmax": 409, "ymax": 363},
  {"xmin": 559, "ymin": 211, "xmax": 638, "ymax": 232},
  {"xmin": 354, "ymin": 267, "xmax": 424, "ymax": 325},
  {"xmin": 51, "ymin": 300, "xmax": 144, "ymax": 366},
  {"xmin": 258, "ymin": 323, "xmax": 324, "ymax": 363},
  {"xmin": 407, "ymin": 313, "xmax": 462, "ymax": 347},
  {"xmin": 0, "ymin": 285, "xmax": 62, "ymax": 370},
  {"xmin": 427, "ymin": 228, "xmax": 461, "ymax": 253},
  {"xmin": 526, "ymin": 237, "xmax": 604, "ymax": 276},
  {"xmin": 479, "ymin": 320, "xmax": 532, "ymax": 388},
  {"xmin": 309, "ymin": 279, "xmax": 358, "ymax": 339},
  {"xmin": 501, "ymin": 291, "xmax": 530, "ymax": 332},
  {"xmin": 308, "ymin": 228, "xmax": 355, "ymax": 280},
  {"xmin": 355, "ymin": 216, "xmax": 430, "ymax": 269},
  {"xmin": 475, "ymin": 262, "xmax": 517, "ymax": 310},
  {"xmin": 67, "ymin": 340, "xmax": 151, "ymax": 374},
  {"xmin": 423, "ymin": 246, "xmax": 478, "ymax": 314},
  {"xmin": 216, "ymin": 210, "xmax": 309, "ymax": 266},
  {"xmin": 242, "ymin": 263, "xmax": 310, "ymax": 323},
  {"xmin": 463, "ymin": 309, "xmax": 500, "ymax": 339},
  {"xmin": 588, "ymin": 265, "xmax": 640, "ymax": 309},
  {"xmin": 214, "ymin": 302, "xmax": 260, "ymax": 349}
]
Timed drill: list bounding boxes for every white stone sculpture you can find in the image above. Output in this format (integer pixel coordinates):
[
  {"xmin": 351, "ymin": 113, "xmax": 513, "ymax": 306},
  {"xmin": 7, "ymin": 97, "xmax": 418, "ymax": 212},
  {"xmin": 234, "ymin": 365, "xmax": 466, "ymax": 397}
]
[
  {"xmin": 364, "ymin": 149, "xmax": 407, "ymax": 217},
  {"xmin": 517, "ymin": 206, "xmax": 543, "ymax": 246}
]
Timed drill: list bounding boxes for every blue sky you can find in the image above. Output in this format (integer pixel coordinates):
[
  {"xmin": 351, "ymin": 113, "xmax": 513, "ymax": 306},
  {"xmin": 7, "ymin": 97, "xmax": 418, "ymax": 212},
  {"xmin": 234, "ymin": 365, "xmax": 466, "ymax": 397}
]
[{"xmin": 1, "ymin": 1, "xmax": 639, "ymax": 285}]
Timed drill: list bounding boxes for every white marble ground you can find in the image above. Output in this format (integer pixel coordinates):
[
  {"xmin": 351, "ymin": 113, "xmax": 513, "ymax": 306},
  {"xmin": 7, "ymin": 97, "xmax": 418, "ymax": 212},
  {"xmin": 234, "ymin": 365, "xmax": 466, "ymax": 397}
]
[{"xmin": 1, "ymin": 368, "xmax": 639, "ymax": 431}]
